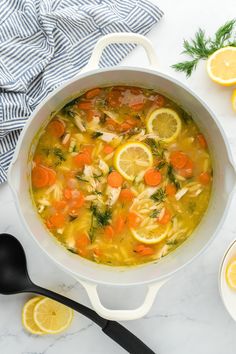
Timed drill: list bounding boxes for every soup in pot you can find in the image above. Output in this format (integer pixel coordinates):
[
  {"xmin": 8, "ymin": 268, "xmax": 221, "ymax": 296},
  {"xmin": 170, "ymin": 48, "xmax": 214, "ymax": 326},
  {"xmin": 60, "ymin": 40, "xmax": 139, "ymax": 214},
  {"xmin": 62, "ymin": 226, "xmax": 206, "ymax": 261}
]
[{"xmin": 31, "ymin": 86, "xmax": 212, "ymax": 266}]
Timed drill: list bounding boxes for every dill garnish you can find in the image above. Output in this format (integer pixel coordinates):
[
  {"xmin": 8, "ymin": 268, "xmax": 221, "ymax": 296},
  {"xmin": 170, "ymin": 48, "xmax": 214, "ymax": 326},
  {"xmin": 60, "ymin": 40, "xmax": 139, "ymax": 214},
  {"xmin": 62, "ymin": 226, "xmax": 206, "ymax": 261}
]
[
  {"xmin": 167, "ymin": 164, "xmax": 180, "ymax": 189},
  {"xmin": 150, "ymin": 188, "xmax": 166, "ymax": 203},
  {"xmin": 172, "ymin": 19, "xmax": 236, "ymax": 77}
]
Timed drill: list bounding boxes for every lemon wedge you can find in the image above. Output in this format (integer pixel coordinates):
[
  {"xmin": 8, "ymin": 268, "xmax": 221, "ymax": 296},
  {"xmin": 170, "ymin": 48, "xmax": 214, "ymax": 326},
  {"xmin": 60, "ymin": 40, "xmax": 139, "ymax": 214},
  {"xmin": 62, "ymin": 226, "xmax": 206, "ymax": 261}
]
[
  {"xmin": 226, "ymin": 259, "xmax": 236, "ymax": 290},
  {"xmin": 114, "ymin": 142, "xmax": 153, "ymax": 181},
  {"xmin": 207, "ymin": 47, "xmax": 236, "ymax": 86},
  {"xmin": 22, "ymin": 297, "xmax": 45, "ymax": 335},
  {"xmin": 146, "ymin": 108, "xmax": 182, "ymax": 143},
  {"xmin": 33, "ymin": 298, "xmax": 73, "ymax": 334},
  {"xmin": 232, "ymin": 89, "xmax": 236, "ymax": 112}
]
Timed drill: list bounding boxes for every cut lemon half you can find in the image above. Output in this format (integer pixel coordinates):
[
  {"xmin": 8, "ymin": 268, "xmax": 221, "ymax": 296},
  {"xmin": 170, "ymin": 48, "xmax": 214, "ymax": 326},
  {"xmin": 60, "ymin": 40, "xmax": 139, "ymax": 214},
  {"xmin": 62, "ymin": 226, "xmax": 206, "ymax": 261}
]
[
  {"xmin": 226, "ymin": 259, "xmax": 236, "ymax": 290},
  {"xmin": 232, "ymin": 89, "xmax": 236, "ymax": 112},
  {"xmin": 146, "ymin": 108, "xmax": 181, "ymax": 143},
  {"xmin": 207, "ymin": 47, "xmax": 236, "ymax": 86},
  {"xmin": 114, "ymin": 142, "xmax": 153, "ymax": 181},
  {"xmin": 22, "ymin": 297, "xmax": 45, "ymax": 335},
  {"xmin": 34, "ymin": 298, "xmax": 73, "ymax": 334}
]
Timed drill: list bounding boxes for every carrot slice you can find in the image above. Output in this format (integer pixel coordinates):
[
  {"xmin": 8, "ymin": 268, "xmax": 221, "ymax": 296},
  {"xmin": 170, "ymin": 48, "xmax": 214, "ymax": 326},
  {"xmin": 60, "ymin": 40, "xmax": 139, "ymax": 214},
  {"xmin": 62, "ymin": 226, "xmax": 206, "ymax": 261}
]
[
  {"xmin": 32, "ymin": 166, "xmax": 49, "ymax": 188},
  {"xmin": 129, "ymin": 102, "xmax": 144, "ymax": 111},
  {"xmin": 119, "ymin": 122, "xmax": 132, "ymax": 132},
  {"xmin": 86, "ymin": 110, "xmax": 95, "ymax": 122},
  {"xmin": 170, "ymin": 151, "xmax": 188, "ymax": 169},
  {"xmin": 126, "ymin": 117, "xmax": 139, "ymax": 127},
  {"xmin": 64, "ymin": 188, "xmax": 72, "ymax": 200},
  {"xmin": 107, "ymin": 90, "xmax": 122, "ymax": 107},
  {"xmin": 158, "ymin": 208, "xmax": 171, "ymax": 225},
  {"xmin": 134, "ymin": 244, "xmax": 154, "ymax": 256},
  {"xmin": 198, "ymin": 172, "xmax": 211, "ymax": 185},
  {"xmin": 107, "ymin": 171, "xmax": 123, "ymax": 188},
  {"xmin": 74, "ymin": 152, "xmax": 92, "ymax": 167},
  {"xmin": 77, "ymin": 101, "xmax": 93, "ymax": 110},
  {"xmin": 166, "ymin": 183, "xmax": 177, "ymax": 196},
  {"xmin": 197, "ymin": 133, "xmax": 207, "ymax": 149},
  {"xmin": 47, "ymin": 120, "xmax": 65, "ymax": 138},
  {"xmin": 33, "ymin": 154, "xmax": 42, "ymax": 165},
  {"xmin": 49, "ymin": 213, "xmax": 65, "ymax": 228},
  {"xmin": 179, "ymin": 158, "xmax": 193, "ymax": 178},
  {"xmin": 114, "ymin": 215, "xmax": 126, "ymax": 233},
  {"xmin": 104, "ymin": 225, "xmax": 114, "ymax": 239},
  {"xmin": 119, "ymin": 189, "xmax": 134, "ymax": 202},
  {"xmin": 144, "ymin": 168, "xmax": 162, "ymax": 186},
  {"xmin": 127, "ymin": 212, "xmax": 141, "ymax": 228},
  {"xmin": 103, "ymin": 144, "xmax": 114, "ymax": 155},
  {"xmin": 85, "ymin": 88, "xmax": 101, "ymax": 99},
  {"xmin": 76, "ymin": 233, "xmax": 90, "ymax": 249},
  {"xmin": 53, "ymin": 200, "xmax": 67, "ymax": 210}
]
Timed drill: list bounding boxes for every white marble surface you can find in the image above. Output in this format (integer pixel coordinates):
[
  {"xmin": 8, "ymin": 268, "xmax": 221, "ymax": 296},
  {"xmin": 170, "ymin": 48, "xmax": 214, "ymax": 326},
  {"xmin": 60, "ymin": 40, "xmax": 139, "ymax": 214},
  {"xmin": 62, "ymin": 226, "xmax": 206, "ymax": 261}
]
[{"xmin": 1, "ymin": 0, "xmax": 236, "ymax": 353}]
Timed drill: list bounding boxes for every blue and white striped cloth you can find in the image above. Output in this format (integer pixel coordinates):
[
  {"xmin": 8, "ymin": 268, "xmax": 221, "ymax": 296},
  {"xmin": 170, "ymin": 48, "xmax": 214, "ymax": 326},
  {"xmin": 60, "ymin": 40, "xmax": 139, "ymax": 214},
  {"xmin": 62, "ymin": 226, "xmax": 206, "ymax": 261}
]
[{"xmin": 0, "ymin": 0, "xmax": 163, "ymax": 184}]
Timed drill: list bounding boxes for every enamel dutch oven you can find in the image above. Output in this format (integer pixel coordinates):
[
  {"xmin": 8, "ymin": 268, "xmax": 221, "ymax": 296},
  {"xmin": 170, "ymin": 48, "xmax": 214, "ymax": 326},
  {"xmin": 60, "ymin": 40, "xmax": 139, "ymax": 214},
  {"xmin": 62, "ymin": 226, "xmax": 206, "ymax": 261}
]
[{"xmin": 8, "ymin": 33, "xmax": 236, "ymax": 321}]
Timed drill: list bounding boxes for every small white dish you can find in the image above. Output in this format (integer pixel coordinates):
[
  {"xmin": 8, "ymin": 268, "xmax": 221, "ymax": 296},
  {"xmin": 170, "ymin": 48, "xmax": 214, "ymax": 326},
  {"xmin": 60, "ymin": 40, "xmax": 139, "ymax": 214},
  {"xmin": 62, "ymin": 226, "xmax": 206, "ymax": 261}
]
[{"xmin": 219, "ymin": 239, "xmax": 236, "ymax": 321}]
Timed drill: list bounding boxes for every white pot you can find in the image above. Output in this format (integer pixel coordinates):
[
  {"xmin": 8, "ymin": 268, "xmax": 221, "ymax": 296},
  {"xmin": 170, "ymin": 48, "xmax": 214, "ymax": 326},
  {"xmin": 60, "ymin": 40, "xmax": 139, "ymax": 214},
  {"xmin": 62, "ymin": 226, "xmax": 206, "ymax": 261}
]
[{"xmin": 8, "ymin": 33, "xmax": 236, "ymax": 321}]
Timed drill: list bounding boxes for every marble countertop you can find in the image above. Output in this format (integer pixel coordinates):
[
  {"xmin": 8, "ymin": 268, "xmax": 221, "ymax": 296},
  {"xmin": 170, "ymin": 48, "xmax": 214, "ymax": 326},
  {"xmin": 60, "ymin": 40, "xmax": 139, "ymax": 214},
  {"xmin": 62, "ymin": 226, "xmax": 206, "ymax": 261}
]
[{"xmin": 1, "ymin": 0, "xmax": 236, "ymax": 353}]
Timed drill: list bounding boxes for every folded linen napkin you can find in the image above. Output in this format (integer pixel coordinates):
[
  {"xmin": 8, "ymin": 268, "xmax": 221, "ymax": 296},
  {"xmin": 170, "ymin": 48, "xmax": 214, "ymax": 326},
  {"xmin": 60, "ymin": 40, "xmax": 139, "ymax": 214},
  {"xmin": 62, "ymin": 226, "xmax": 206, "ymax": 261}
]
[{"xmin": 0, "ymin": 0, "xmax": 163, "ymax": 183}]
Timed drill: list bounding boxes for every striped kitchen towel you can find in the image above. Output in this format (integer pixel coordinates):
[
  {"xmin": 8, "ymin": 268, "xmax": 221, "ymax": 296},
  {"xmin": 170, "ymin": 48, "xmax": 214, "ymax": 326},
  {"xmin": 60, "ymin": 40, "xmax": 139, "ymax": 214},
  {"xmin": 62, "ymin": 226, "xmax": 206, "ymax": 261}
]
[{"xmin": 0, "ymin": 0, "xmax": 163, "ymax": 184}]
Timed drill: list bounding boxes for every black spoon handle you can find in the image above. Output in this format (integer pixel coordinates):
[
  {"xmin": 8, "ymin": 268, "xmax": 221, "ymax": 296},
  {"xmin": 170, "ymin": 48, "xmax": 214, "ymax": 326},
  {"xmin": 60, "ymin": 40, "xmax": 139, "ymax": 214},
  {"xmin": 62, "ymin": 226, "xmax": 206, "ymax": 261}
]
[{"xmin": 28, "ymin": 285, "xmax": 155, "ymax": 354}]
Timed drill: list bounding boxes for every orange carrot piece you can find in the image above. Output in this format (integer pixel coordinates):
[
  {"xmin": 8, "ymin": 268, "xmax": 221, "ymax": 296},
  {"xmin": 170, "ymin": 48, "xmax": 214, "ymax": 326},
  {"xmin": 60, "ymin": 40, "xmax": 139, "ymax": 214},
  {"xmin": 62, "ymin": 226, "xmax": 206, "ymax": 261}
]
[
  {"xmin": 104, "ymin": 225, "xmax": 114, "ymax": 239},
  {"xmin": 166, "ymin": 183, "xmax": 177, "ymax": 196},
  {"xmin": 154, "ymin": 95, "xmax": 165, "ymax": 107},
  {"xmin": 76, "ymin": 233, "xmax": 90, "ymax": 249},
  {"xmin": 129, "ymin": 102, "xmax": 144, "ymax": 111},
  {"xmin": 134, "ymin": 244, "xmax": 154, "ymax": 256},
  {"xmin": 85, "ymin": 88, "xmax": 101, "ymax": 99},
  {"xmin": 144, "ymin": 168, "xmax": 162, "ymax": 186},
  {"xmin": 197, "ymin": 133, "xmax": 207, "ymax": 149},
  {"xmin": 53, "ymin": 200, "xmax": 67, "ymax": 210},
  {"xmin": 107, "ymin": 90, "xmax": 122, "ymax": 107},
  {"xmin": 32, "ymin": 165, "xmax": 49, "ymax": 188},
  {"xmin": 49, "ymin": 213, "xmax": 65, "ymax": 228},
  {"xmin": 158, "ymin": 208, "xmax": 171, "ymax": 225},
  {"xmin": 64, "ymin": 188, "xmax": 72, "ymax": 200},
  {"xmin": 86, "ymin": 110, "xmax": 95, "ymax": 122},
  {"xmin": 170, "ymin": 151, "xmax": 188, "ymax": 169},
  {"xmin": 126, "ymin": 117, "xmax": 139, "ymax": 127},
  {"xmin": 198, "ymin": 172, "xmax": 211, "ymax": 185},
  {"xmin": 119, "ymin": 189, "xmax": 134, "ymax": 202},
  {"xmin": 103, "ymin": 145, "xmax": 114, "ymax": 155},
  {"xmin": 93, "ymin": 247, "xmax": 102, "ymax": 257},
  {"xmin": 107, "ymin": 171, "xmax": 123, "ymax": 188},
  {"xmin": 114, "ymin": 215, "xmax": 126, "ymax": 234},
  {"xmin": 119, "ymin": 122, "xmax": 132, "ymax": 132},
  {"xmin": 127, "ymin": 212, "xmax": 141, "ymax": 228},
  {"xmin": 74, "ymin": 152, "xmax": 92, "ymax": 167},
  {"xmin": 179, "ymin": 158, "xmax": 193, "ymax": 178},
  {"xmin": 47, "ymin": 120, "xmax": 65, "ymax": 138},
  {"xmin": 77, "ymin": 101, "xmax": 93, "ymax": 110}
]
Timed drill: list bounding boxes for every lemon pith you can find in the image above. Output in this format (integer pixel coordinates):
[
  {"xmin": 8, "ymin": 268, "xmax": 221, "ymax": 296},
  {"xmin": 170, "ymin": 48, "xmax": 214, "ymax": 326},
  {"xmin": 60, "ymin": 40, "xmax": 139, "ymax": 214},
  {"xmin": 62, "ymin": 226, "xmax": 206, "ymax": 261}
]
[
  {"xmin": 146, "ymin": 108, "xmax": 182, "ymax": 143},
  {"xmin": 114, "ymin": 141, "xmax": 153, "ymax": 181}
]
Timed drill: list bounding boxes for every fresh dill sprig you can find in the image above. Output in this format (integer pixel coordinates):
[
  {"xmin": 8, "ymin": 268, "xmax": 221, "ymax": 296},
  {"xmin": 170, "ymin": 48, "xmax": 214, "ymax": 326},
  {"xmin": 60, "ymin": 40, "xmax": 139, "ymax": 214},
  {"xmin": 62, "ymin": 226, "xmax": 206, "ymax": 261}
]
[
  {"xmin": 172, "ymin": 19, "xmax": 236, "ymax": 77},
  {"xmin": 53, "ymin": 148, "xmax": 66, "ymax": 161},
  {"xmin": 167, "ymin": 164, "xmax": 180, "ymax": 190},
  {"xmin": 89, "ymin": 204, "xmax": 112, "ymax": 241},
  {"xmin": 150, "ymin": 188, "xmax": 166, "ymax": 204}
]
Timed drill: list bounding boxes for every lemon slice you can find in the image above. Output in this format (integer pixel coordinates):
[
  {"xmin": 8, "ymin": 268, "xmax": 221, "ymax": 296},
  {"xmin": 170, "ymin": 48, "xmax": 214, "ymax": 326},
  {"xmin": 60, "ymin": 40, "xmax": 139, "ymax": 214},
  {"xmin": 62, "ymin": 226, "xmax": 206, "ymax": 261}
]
[
  {"xmin": 146, "ymin": 108, "xmax": 181, "ymax": 143},
  {"xmin": 34, "ymin": 298, "xmax": 73, "ymax": 334},
  {"xmin": 207, "ymin": 47, "xmax": 236, "ymax": 86},
  {"xmin": 226, "ymin": 259, "xmax": 236, "ymax": 290},
  {"xmin": 114, "ymin": 142, "xmax": 153, "ymax": 181},
  {"xmin": 131, "ymin": 222, "xmax": 170, "ymax": 244},
  {"xmin": 22, "ymin": 297, "xmax": 45, "ymax": 335},
  {"xmin": 232, "ymin": 89, "xmax": 236, "ymax": 112}
]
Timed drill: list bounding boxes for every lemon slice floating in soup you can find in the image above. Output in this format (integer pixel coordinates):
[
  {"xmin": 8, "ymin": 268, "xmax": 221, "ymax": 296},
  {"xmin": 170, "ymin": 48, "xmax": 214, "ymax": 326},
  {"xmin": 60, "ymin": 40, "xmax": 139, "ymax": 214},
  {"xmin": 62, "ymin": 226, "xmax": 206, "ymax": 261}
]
[
  {"xmin": 146, "ymin": 108, "xmax": 182, "ymax": 143},
  {"xmin": 114, "ymin": 142, "xmax": 153, "ymax": 181},
  {"xmin": 226, "ymin": 259, "xmax": 236, "ymax": 290}
]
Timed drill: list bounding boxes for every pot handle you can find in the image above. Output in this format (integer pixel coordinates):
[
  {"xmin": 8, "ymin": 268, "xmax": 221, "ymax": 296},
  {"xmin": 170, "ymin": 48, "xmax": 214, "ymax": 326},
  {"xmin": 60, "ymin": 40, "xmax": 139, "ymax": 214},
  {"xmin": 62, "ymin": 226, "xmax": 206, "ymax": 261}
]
[
  {"xmin": 80, "ymin": 32, "xmax": 158, "ymax": 74},
  {"xmin": 78, "ymin": 278, "xmax": 168, "ymax": 321}
]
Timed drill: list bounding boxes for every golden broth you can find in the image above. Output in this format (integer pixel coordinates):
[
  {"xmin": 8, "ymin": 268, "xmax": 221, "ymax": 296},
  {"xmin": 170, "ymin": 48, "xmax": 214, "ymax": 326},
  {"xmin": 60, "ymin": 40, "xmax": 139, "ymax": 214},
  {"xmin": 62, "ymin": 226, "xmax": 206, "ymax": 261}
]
[{"xmin": 31, "ymin": 86, "xmax": 212, "ymax": 266}]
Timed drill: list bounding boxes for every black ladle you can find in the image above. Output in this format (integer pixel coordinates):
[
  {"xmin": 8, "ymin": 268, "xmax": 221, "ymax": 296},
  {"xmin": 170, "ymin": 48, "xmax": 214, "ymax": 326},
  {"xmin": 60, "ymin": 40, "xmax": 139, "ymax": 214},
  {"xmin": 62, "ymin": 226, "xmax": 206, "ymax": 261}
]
[{"xmin": 0, "ymin": 233, "xmax": 155, "ymax": 354}]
